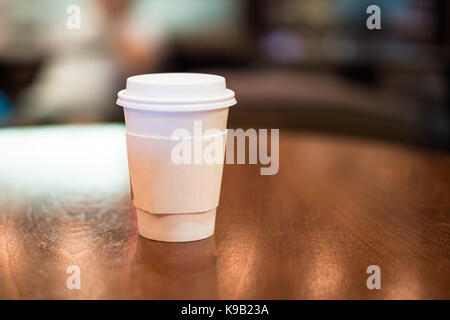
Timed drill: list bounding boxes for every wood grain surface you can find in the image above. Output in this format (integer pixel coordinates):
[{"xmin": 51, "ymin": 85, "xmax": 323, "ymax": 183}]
[{"xmin": 0, "ymin": 124, "xmax": 449, "ymax": 299}]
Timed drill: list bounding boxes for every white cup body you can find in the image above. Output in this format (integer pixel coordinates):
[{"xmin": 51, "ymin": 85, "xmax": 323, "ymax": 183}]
[
  {"xmin": 136, "ymin": 208, "xmax": 217, "ymax": 242},
  {"xmin": 124, "ymin": 107, "xmax": 229, "ymax": 137}
]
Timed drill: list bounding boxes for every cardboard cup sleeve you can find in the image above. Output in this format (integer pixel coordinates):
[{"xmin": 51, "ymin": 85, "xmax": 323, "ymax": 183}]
[{"xmin": 126, "ymin": 131, "xmax": 227, "ymax": 242}]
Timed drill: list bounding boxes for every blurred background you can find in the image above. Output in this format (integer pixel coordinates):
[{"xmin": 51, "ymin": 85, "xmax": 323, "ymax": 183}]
[{"xmin": 0, "ymin": 0, "xmax": 448, "ymax": 149}]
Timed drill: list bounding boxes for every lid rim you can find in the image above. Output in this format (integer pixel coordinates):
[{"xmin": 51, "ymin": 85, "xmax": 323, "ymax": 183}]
[
  {"xmin": 116, "ymin": 97, "xmax": 237, "ymax": 112},
  {"xmin": 118, "ymin": 88, "xmax": 235, "ymax": 104},
  {"xmin": 117, "ymin": 88, "xmax": 236, "ymax": 112}
]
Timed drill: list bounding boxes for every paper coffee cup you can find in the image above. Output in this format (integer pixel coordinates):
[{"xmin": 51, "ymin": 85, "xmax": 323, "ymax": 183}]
[{"xmin": 117, "ymin": 73, "xmax": 236, "ymax": 242}]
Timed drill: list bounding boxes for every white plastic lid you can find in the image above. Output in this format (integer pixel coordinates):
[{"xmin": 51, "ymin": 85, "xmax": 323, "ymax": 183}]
[{"xmin": 116, "ymin": 73, "xmax": 236, "ymax": 112}]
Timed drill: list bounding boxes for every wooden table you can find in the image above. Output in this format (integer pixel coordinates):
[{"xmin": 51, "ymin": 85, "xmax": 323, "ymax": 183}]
[{"xmin": 0, "ymin": 124, "xmax": 449, "ymax": 299}]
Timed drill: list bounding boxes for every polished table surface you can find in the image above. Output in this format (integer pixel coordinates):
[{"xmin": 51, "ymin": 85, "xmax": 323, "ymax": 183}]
[{"xmin": 0, "ymin": 124, "xmax": 449, "ymax": 299}]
